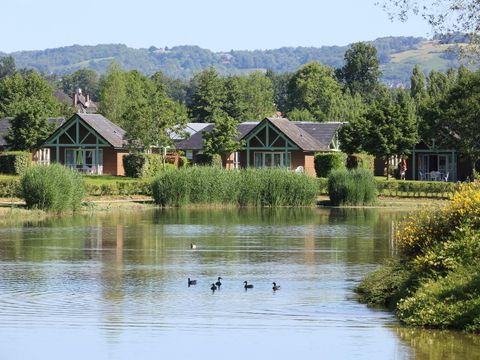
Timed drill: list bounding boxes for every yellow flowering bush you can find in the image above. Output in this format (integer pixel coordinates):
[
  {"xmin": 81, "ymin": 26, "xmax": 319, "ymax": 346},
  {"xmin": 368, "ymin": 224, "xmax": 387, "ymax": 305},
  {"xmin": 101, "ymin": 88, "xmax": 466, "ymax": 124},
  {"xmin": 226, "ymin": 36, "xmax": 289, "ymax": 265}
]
[{"xmin": 397, "ymin": 183, "xmax": 480, "ymax": 258}]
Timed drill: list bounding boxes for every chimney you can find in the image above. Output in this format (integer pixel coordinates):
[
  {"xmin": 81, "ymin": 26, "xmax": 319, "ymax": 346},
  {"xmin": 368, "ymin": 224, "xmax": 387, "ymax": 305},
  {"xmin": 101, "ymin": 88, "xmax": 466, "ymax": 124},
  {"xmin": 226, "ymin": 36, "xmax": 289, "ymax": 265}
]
[
  {"xmin": 73, "ymin": 93, "xmax": 78, "ymax": 107},
  {"xmin": 86, "ymin": 94, "xmax": 90, "ymax": 104}
]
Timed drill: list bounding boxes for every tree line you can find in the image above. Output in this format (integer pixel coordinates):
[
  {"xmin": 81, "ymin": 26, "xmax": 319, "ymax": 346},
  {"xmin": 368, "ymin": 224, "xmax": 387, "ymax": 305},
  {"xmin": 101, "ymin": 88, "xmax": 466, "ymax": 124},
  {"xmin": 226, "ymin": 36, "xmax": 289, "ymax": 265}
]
[{"xmin": 0, "ymin": 41, "xmax": 479, "ymax": 176}]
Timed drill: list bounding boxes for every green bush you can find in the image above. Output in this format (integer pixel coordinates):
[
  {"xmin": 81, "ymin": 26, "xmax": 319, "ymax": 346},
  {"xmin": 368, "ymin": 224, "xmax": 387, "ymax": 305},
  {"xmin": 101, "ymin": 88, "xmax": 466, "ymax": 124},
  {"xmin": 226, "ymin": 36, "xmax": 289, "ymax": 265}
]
[
  {"xmin": 178, "ymin": 156, "xmax": 189, "ymax": 168},
  {"xmin": 346, "ymin": 153, "xmax": 374, "ymax": 172},
  {"xmin": 358, "ymin": 184, "xmax": 480, "ymax": 332},
  {"xmin": 375, "ymin": 179, "xmax": 457, "ymax": 198},
  {"xmin": 20, "ymin": 164, "xmax": 85, "ymax": 212},
  {"xmin": 0, "ymin": 176, "xmax": 21, "ymax": 197},
  {"xmin": 123, "ymin": 153, "xmax": 165, "ymax": 178},
  {"xmin": 317, "ymin": 177, "xmax": 328, "ymax": 195},
  {"xmin": 314, "ymin": 152, "xmax": 346, "ymax": 178},
  {"xmin": 0, "ymin": 151, "xmax": 32, "ymax": 175},
  {"xmin": 328, "ymin": 168, "xmax": 377, "ymax": 206},
  {"xmin": 151, "ymin": 167, "xmax": 318, "ymax": 207}
]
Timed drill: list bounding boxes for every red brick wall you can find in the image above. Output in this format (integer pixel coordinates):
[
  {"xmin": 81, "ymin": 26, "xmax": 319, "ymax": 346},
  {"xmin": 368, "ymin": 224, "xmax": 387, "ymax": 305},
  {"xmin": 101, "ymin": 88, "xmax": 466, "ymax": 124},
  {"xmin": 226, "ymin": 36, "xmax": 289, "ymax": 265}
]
[{"xmin": 103, "ymin": 148, "xmax": 127, "ymax": 176}]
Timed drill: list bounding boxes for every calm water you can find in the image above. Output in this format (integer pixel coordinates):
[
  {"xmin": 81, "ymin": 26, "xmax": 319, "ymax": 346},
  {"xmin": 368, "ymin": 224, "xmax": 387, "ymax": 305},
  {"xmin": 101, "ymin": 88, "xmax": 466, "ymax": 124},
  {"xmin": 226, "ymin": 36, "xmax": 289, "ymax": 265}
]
[{"xmin": 0, "ymin": 207, "xmax": 479, "ymax": 360}]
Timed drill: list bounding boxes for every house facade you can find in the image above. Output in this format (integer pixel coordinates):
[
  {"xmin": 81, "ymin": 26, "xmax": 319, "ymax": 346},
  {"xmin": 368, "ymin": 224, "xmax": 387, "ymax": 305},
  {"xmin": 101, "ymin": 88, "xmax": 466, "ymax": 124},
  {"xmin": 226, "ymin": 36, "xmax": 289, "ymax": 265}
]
[
  {"xmin": 176, "ymin": 117, "xmax": 344, "ymax": 176},
  {"xmin": 406, "ymin": 141, "xmax": 476, "ymax": 182},
  {"xmin": 41, "ymin": 113, "xmax": 128, "ymax": 175}
]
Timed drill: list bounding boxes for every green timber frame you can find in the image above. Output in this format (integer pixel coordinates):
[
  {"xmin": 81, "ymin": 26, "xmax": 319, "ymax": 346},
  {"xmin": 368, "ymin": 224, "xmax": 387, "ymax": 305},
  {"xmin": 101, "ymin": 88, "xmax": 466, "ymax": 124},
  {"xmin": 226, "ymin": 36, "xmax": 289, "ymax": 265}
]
[
  {"xmin": 42, "ymin": 114, "xmax": 110, "ymax": 168},
  {"xmin": 412, "ymin": 148, "xmax": 457, "ymax": 182},
  {"xmin": 243, "ymin": 119, "xmax": 299, "ymax": 167}
]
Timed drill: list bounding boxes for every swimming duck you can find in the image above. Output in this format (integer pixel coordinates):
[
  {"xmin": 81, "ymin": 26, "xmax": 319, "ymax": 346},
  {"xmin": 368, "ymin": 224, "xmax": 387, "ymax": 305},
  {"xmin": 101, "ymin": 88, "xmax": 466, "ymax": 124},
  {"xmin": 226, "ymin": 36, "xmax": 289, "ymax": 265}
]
[
  {"xmin": 243, "ymin": 281, "xmax": 254, "ymax": 289},
  {"xmin": 190, "ymin": 243, "xmax": 197, "ymax": 249},
  {"xmin": 215, "ymin": 277, "xmax": 222, "ymax": 287},
  {"xmin": 272, "ymin": 282, "xmax": 281, "ymax": 291},
  {"xmin": 188, "ymin": 278, "xmax": 197, "ymax": 287},
  {"xmin": 210, "ymin": 283, "xmax": 217, "ymax": 291}
]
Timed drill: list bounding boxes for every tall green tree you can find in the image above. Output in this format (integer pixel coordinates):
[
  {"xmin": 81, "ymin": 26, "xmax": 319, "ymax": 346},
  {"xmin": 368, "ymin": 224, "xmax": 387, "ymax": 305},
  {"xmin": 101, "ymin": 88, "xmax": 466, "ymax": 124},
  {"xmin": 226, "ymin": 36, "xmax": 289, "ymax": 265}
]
[
  {"xmin": 99, "ymin": 62, "xmax": 128, "ymax": 126},
  {"xmin": 338, "ymin": 42, "xmax": 381, "ymax": 98},
  {"xmin": 410, "ymin": 65, "xmax": 426, "ymax": 101},
  {"xmin": 62, "ymin": 68, "xmax": 100, "ymax": 100},
  {"xmin": 151, "ymin": 71, "xmax": 189, "ymax": 104},
  {"xmin": 0, "ymin": 56, "xmax": 16, "ymax": 82},
  {"xmin": 286, "ymin": 62, "xmax": 342, "ymax": 122},
  {"xmin": 266, "ymin": 70, "xmax": 292, "ymax": 114},
  {"xmin": 188, "ymin": 67, "xmax": 225, "ymax": 122},
  {"xmin": 0, "ymin": 71, "xmax": 60, "ymax": 151},
  {"xmin": 100, "ymin": 67, "xmax": 188, "ymax": 152},
  {"xmin": 340, "ymin": 87, "xmax": 418, "ymax": 178},
  {"xmin": 438, "ymin": 69, "xmax": 480, "ymax": 176},
  {"xmin": 224, "ymin": 72, "xmax": 275, "ymax": 121},
  {"xmin": 203, "ymin": 110, "xmax": 242, "ymax": 166}
]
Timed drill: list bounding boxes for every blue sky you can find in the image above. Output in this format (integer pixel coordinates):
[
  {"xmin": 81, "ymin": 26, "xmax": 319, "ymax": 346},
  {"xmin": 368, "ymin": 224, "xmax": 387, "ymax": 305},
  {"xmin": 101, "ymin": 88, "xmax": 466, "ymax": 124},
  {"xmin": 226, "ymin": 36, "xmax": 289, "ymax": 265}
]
[{"xmin": 1, "ymin": 0, "xmax": 431, "ymax": 52}]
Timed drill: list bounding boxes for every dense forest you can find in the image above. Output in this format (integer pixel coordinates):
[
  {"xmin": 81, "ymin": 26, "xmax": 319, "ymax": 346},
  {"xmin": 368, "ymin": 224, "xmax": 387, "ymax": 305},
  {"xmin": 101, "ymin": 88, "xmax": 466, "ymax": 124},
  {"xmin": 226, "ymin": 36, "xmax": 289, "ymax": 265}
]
[{"xmin": 0, "ymin": 36, "xmax": 467, "ymax": 85}]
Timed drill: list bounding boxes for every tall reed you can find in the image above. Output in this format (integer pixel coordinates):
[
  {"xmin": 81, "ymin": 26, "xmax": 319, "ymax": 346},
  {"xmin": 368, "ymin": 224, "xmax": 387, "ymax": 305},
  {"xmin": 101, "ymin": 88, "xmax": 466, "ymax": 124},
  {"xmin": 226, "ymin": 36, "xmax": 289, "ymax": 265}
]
[
  {"xmin": 20, "ymin": 164, "xmax": 85, "ymax": 212},
  {"xmin": 151, "ymin": 167, "xmax": 317, "ymax": 207},
  {"xmin": 328, "ymin": 168, "xmax": 377, "ymax": 206}
]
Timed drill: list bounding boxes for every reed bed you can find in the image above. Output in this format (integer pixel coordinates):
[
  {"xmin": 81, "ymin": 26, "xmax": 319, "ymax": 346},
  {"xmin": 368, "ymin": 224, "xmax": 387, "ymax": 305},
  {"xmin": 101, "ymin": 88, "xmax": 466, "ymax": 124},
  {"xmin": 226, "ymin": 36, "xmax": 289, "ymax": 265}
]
[
  {"xmin": 151, "ymin": 167, "xmax": 318, "ymax": 207},
  {"xmin": 20, "ymin": 164, "xmax": 85, "ymax": 212},
  {"xmin": 328, "ymin": 168, "xmax": 377, "ymax": 206}
]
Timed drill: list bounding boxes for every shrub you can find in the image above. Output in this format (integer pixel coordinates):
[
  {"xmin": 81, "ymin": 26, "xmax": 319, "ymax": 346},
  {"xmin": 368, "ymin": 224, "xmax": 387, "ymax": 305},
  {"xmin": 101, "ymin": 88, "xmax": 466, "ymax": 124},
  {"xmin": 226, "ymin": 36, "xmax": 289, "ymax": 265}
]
[
  {"xmin": 123, "ymin": 153, "xmax": 165, "ymax": 178},
  {"xmin": 328, "ymin": 168, "xmax": 377, "ymax": 206},
  {"xmin": 346, "ymin": 153, "xmax": 374, "ymax": 172},
  {"xmin": 151, "ymin": 167, "xmax": 318, "ymax": 207},
  {"xmin": 314, "ymin": 152, "xmax": 346, "ymax": 178},
  {"xmin": 178, "ymin": 156, "xmax": 189, "ymax": 168},
  {"xmin": 20, "ymin": 164, "xmax": 85, "ymax": 212},
  {"xmin": 358, "ymin": 183, "xmax": 480, "ymax": 332},
  {"xmin": 0, "ymin": 151, "xmax": 31, "ymax": 175},
  {"xmin": 0, "ymin": 176, "xmax": 21, "ymax": 197}
]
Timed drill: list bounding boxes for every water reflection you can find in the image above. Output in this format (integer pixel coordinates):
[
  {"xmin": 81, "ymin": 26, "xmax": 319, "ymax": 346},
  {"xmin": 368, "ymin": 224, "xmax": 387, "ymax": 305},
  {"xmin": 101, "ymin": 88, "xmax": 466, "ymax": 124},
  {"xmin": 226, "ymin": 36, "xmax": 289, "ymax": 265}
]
[
  {"xmin": 393, "ymin": 326, "xmax": 480, "ymax": 359},
  {"xmin": 0, "ymin": 207, "xmax": 475, "ymax": 359}
]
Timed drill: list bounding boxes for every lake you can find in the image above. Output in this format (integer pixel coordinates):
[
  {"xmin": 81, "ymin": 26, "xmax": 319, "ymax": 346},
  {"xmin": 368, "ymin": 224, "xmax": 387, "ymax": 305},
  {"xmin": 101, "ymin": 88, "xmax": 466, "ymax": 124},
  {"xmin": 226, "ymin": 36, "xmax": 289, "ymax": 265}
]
[{"xmin": 0, "ymin": 207, "xmax": 479, "ymax": 360}]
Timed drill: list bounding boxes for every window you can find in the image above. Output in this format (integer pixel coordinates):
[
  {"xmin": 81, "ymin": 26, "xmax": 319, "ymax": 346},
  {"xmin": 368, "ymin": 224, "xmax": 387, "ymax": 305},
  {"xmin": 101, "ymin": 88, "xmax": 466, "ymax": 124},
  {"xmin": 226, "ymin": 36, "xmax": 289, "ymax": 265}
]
[
  {"xmin": 253, "ymin": 152, "xmax": 291, "ymax": 168},
  {"xmin": 64, "ymin": 149, "xmax": 103, "ymax": 173}
]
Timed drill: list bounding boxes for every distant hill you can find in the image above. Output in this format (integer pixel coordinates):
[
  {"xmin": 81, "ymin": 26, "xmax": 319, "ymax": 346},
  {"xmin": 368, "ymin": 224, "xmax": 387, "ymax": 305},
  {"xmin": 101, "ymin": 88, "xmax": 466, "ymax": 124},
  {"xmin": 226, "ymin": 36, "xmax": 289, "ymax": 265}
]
[{"xmin": 2, "ymin": 37, "xmax": 468, "ymax": 86}]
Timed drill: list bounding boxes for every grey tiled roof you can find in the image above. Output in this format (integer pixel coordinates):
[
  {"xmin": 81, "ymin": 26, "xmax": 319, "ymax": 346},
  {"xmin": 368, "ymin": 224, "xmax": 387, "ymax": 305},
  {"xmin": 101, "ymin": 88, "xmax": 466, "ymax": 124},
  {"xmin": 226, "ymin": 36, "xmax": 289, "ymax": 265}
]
[
  {"xmin": 176, "ymin": 124, "xmax": 214, "ymax": 150},
  {"xmin": 294, "ymin": 122, "xmax": 343, "ymax": 149},
  {"xmin": 176, "ymin": 118, "xmax": 342, "ymax": 152},
  {"xmin": 170, "ymin": 122, "xmax": 211, "ymax": 141},
  {"xmin": 75, "ymin": 113, "xmax": 126, "ymax": 148},
  {"xmin": 267, "ymin": 117, "xmax": 326, "ymax": 151}
]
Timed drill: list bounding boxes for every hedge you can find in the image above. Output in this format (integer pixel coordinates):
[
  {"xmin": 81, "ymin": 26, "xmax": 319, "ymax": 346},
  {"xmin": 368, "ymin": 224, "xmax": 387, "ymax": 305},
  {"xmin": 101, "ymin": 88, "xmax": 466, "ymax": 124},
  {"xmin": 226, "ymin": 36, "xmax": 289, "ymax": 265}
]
[
  {"xmin": 314, "ymin": 152, "xmax": 347, "ymax": 178},
  {"xmin": 0, "ymin": 151, "xmax": 32, "ymax": 175},
  {"xmin": 346, "ymin": 153, "xmax": 374, "ymax": 172},
  {"xmin": 123, "ymin": 153, "xmax": 165, "ymax": 178},
  {"xmin": 375, "ymin": 179, "xmax": 457, "ymax": 198}
]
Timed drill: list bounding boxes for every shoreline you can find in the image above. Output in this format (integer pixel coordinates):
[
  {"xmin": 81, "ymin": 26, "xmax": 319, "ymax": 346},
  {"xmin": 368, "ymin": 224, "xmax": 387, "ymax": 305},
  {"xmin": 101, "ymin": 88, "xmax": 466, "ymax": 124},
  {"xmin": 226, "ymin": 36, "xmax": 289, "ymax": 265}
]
[{"xmin": 0, "ymin": 195, "xmax": 446, "ymax": 225}]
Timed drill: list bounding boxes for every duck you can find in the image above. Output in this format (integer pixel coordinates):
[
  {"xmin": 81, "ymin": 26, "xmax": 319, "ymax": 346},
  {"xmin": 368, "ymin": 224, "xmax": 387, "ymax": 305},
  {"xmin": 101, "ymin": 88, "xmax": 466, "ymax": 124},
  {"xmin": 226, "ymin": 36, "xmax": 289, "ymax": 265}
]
[
  {"xmin": 243, "ymin": 281, "xmax": 254, "ymax": 289},
  {"xmin": 215, "ymin": 277, "xmax": 222, "ymax": 287},
  {"xmin": 188, "ymin": 278, "xmax": 197, "ymax": 287},
  {"xmin": 272, "ymin": 282, "xmax": 281, "ymax": 291},
  {"xmin": 190, "ymin": 243, "xmax": 197, "ymax": 249},
  {"xmin": 210, "ymin": 283, "xmax": 217, "ymax": 291}
]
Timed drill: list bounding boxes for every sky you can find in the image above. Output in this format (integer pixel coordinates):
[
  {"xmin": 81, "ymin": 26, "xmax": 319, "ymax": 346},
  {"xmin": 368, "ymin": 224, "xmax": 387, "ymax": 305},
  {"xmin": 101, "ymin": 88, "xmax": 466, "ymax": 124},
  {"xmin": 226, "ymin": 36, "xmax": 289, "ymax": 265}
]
[{"xmin": 0, "ymin": 0, "xmax": 432, "ymax": 53}]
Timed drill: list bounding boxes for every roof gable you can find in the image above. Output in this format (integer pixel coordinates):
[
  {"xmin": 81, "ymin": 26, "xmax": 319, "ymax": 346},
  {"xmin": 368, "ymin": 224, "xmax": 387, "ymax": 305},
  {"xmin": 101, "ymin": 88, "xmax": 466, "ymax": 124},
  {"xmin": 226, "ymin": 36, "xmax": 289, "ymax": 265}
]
[
  {"xmin": 176, "ymin": 118, "xmax": 343, "ymax": 152},
  {"xmin": 43, "ymin": 113, "xmax": 126, "ymax": 149}
]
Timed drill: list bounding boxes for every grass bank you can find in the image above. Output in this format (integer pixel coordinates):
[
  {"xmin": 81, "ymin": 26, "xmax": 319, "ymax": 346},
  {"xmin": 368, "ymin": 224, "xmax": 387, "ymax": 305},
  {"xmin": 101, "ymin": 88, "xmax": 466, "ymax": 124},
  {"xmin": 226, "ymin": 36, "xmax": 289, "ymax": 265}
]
[{"xmin": 356, "ymin": 183, "xmax": 480, "ymax": 332}]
